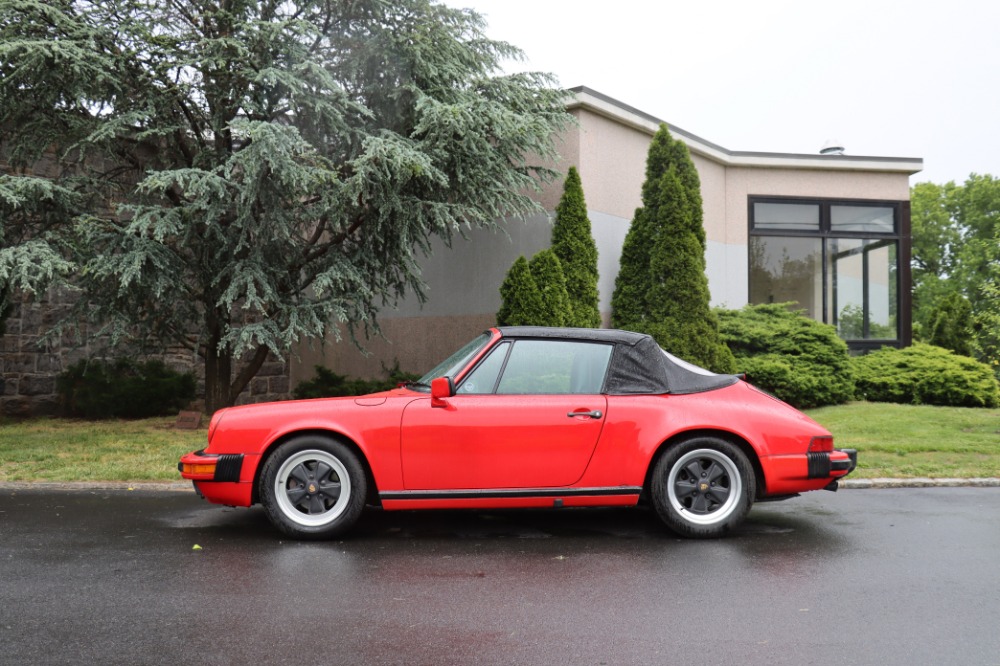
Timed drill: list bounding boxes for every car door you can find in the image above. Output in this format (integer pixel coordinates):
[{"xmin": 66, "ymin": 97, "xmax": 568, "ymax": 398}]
[{"xmin": 400, "ymin": 339, "xmax": 613, "ymax": 490}]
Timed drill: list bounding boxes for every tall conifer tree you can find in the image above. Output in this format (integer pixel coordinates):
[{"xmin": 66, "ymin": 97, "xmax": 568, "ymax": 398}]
[
  {"xmin": 611, "ymin": 124, "xmax": 735, "ymax": 372},
  {"xmin": 551, "ymin": 167, "xmax": 601, "ymax": 327}
]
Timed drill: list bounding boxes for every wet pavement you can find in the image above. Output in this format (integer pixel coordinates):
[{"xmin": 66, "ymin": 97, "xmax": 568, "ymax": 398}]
[{"xmin": 1, "ymin": 486, "xmax": 999, "ymax": 665}]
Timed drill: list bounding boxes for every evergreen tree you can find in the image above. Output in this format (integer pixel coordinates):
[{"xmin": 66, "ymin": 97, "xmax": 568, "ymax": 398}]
[
  {"xmin": 611, "ymin": 124, "xmax": 734, "ymax": 372},
  {"xmin": 0, "ymin": 0, "xmax": 569, "ymax": 411},
  {"xmin": 610, "ymin": 206, "xmax": 653, "ymax": 328},
  {"xmin": 551, "ymin": 167, "xmax": 600, "ymax": 327},
  {"xmin": 529, "ymin": 249, "xmax": 572, "ymax": 327},
  {"xmin": 497, "ymin": 256, "xmax": 545, "ymax": 326},
  {"xmin": 645, "ymin": 167, "xmax": 735, "ymax": 372},
  {"xmin": 927, "ymin": 292, "xmax": 974, "ymax": 357}
]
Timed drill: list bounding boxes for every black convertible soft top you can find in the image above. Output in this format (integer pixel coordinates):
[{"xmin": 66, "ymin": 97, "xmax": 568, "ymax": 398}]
[{"xmin": 496, "ymin": 327, "xmax": 739, "ymax": 396}]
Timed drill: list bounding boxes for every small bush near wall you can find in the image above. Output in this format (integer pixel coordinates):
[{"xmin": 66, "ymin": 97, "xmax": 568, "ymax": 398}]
[
  {"xmin": 57, "ymin": 359, "xmax": 196, "ymax": 419},
  {"xmin": 293, "ymin": 363, "xmax": 420, "ymax": 400},
  {"xmin": 717, "ymin": 303, "xmax": 855, "ymax": 409},
  {"xmin": 852, "ymin": 343, "xmax": 1000, "ymax": 408}
]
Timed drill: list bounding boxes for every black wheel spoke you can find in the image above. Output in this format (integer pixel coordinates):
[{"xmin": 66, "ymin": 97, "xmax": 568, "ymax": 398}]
[
  {"xmin": 706, "ymin": 461, "xmax": 727, "ymax": 485},
  {"xmin": 314, "ymin": 461, "xmax": 334, "ymax": 482},
  {"xmin": 706, "ymin": 484, "xmax": 731, "ymax": 505},
  {"xmin": 672, "ymin": 478, "xmax": 697, "ymax": 500},
  {"xmin": 286, "ymin": 486, "xmax": 308, "ymax": 506},
  {"xmin": 308, "ymin": 494, "xmax": 326, "ymax": 514},
  {"xmin": 690, "ymin": 492, "xmax": 712, "ymax": 513},
  {"xmin": 318, "ymin": 479, "xmax": 342, "ymax": 500},
  {"xmin": 288, "ymin": 464, "xmax": 311, "ymax": 487},
  {"xmin": 683, "ymin": 460, "xmax": 703, "ymax": 481}
]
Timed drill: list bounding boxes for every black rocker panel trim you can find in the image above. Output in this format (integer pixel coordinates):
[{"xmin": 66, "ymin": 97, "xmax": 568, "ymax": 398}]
[{"xmin": 380, "ymin": 486, "xmax": 643, "ymax": 501}]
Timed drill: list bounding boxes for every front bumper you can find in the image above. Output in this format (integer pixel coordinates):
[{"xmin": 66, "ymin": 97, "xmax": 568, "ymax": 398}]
[{"xmin": 178, "ymin": 449, "xmax": 244, "ymax": 482}]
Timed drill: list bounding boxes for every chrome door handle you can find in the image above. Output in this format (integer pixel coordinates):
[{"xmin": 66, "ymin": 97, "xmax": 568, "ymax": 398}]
[{"xmin": 567, "ymin": 410, "xmax": 602, "ymax": 419}]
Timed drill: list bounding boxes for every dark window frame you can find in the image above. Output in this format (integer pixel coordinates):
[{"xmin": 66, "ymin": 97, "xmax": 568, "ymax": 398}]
[{"xmin": 748, "ymin": 196, "xmax": 912, "ymax": 351}]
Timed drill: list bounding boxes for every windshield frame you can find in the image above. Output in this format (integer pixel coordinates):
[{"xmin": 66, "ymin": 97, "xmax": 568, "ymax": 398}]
[{"xmin": 413, "ymin": 332, "xmax": 494, "ymax": 390}]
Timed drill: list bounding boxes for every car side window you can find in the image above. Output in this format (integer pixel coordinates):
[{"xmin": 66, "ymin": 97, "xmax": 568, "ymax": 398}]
[
  {"xmin": 495, "ymin": 340, "xmax": 612, "ymax": 395},
  {"xmin": 457, "ymin": 342, "xmax": 510, "ymax": 394}
]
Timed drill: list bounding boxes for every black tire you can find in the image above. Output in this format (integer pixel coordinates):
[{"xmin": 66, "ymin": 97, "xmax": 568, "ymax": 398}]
[
  {"xmin": 650, "ymin": 436, "xmax": 755, "ymax": 538},
  {"xmin": 259, "ymin": 435, "xmax": 367, "ymax": 540}
]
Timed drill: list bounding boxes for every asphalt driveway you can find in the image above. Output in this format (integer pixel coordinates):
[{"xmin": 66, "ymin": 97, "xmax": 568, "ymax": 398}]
[{"xmin": 1, "ymin": 486, "xmax": 999, "ymax": 665}]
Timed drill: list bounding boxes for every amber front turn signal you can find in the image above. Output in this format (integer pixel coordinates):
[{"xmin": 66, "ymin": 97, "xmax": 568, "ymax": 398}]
[{"xmin": 181, "ymin": 463, "xmax": 216, "ymax": 476}]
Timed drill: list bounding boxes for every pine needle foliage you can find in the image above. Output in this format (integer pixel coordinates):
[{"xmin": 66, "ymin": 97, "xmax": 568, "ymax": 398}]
[
  {"xmin": 551, "ymin": 167, "xmax": 600, "ymax": 327},
  {"xmin": 528, "ymin": 249, "xmax": 571, "ymax": 327},
  {"xmin": 497, "ymin": 256, "xmax": 545, "ymax": 326},
  {"xmin": 0, "ymin": 0, "xmax": 570, "ymax": 411},
  {"xmin": 611, "ymin": 123, "xmax": 734, "ymax": 372}
]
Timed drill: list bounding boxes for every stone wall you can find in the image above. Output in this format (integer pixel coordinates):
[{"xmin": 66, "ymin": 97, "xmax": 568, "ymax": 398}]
[{"xmin": 1, "ymin": 289, "xmax": 292, "ymax": 417}]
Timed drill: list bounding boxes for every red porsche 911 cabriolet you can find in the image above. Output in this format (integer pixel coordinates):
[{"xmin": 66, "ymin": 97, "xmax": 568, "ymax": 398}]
[{"xmin": 180, "ymin": 327, "xmax": 856, "ymax": 539}]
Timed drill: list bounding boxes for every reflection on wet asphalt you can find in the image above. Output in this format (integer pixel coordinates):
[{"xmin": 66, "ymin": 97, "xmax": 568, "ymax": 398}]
[{"xmin": 2, "ymin": 487, "xmax": 999, "ymax": 665}]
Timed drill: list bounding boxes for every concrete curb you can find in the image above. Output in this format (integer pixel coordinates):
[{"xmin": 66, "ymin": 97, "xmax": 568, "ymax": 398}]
[
  {"xmin": 2, "ymin": 479, "xmax": 1000, "ymax": 492},
  {"xmin": 841, "ymin": 478, "xmax": 1000, "ymax": 489},
  {"xmin": 0, "ymin": 481, "xmax": 194, "ymax": 492}
]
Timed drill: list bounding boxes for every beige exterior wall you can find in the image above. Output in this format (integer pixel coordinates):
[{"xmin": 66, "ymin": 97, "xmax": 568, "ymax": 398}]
[{"xmin": 572, "ymin": 108, "xmax": 646, "ymax": 219}]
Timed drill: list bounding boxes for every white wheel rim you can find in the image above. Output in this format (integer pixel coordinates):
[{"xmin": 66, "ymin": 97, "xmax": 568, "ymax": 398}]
[
  {"xmin": 274, "ymin": 449, "xmax": 352, "ymax": 528},
  {"xmin": 666, "ymin": 448, "xmax": 742, "ymax": 526}
]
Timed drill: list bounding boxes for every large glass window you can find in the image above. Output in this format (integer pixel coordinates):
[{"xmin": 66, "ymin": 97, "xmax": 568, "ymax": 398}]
[
  {"xmin": 749, "ymin": 198, "xmax": 905, "ymax": 347},
  {"xmin": 749, "ymin": 236, "xmax": 823, "ymax": 321}
]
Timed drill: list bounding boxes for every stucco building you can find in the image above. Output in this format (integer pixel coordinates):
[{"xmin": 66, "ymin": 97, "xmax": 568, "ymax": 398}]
[{"xmin": 292, "ymin": 87, "xmax": 922, "ymax": 385}]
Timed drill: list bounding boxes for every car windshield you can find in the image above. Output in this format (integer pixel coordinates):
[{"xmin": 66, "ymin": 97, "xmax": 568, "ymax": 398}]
[{"xmin": 416, "ymin": 332, "xmax": 492, "ymax": 387}]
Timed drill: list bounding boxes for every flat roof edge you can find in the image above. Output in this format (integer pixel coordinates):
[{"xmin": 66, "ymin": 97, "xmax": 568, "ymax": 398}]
[{"xmin": 566, "ymin": 86, "xmax": 924, "ymax": 175}]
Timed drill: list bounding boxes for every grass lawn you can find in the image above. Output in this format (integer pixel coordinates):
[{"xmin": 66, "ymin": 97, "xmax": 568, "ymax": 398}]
[
  {"xmin": 0, "ymin": 416, "xmax": 206, "ymax": 483},
  {"xmin": 806, "ymin": 402, "xmax": 1000, "ymax": 478},
  {"xmin": 0, "ymin": 402, "xmax": 998, "ymax": 483}
]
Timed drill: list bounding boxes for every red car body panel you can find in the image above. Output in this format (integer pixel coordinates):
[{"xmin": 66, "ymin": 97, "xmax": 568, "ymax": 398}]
[{"xmin": 180, "ymin": 327, "xmax": 853, "ymax": 522}]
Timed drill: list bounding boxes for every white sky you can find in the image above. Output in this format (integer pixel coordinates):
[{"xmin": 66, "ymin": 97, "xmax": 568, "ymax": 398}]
[{"xmin": 445, "ymin": 0, "xmax": 1000, "ymax": 185}]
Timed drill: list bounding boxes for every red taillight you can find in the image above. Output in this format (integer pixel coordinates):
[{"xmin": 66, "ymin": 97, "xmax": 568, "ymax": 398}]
[{"xmin": 809, "ymin": 435, "xmax": 834, "ymax": 453}]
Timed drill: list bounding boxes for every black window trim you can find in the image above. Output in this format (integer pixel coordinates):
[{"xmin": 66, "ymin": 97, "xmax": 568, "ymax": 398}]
[{"xmin": 748, "ymin": 195, "xmax": 912, "ymax": 350}]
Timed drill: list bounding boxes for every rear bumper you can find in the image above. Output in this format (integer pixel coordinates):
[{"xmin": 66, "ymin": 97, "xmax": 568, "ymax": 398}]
[
  {"xmin": 764, "ymin": 448, "xmax": 858, "ymax": 496},
  {"xmin": 807, "ymin": 448, "xmax": 857, "ymax": 479}
]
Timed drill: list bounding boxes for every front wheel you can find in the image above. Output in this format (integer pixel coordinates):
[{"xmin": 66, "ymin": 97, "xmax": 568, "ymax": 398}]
[
  {"xmin": 260, "ymin": 436, "xmax": 367, "ymax": 540},
  {"xmin": 650, "ymin": 437, "xmax": 755, "ymax": 538}
]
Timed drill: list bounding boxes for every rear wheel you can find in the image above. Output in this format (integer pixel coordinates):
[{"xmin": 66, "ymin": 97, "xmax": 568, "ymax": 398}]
[
  {"xmin": 651, "ymin": 437, "xmax": 755, "ymax": 538},
  {"xmin": 260, "ymin": 435, "xmax": 366, "ymax": 540}
]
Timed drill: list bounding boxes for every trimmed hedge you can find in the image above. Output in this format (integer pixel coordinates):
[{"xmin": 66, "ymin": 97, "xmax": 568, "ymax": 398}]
[
  {"xmin": 717, "ymin": 303, "xmax": 855, "ymax": 409},
  {"xmin": 852, "ymin": 343, "xmax": 1000, "ymax": 408},
  {"xmin": 293, "ymin": 363, "xmax": 419, "ymax": 399},
  {"xmin": 57, "ymin": 359, "xmax": 196, "ymax": 419}
]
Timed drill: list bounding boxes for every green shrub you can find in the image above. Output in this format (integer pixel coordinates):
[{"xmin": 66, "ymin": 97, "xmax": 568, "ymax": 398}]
[
  {"xmin": 852, "ymin": 343, "xmax": 1000, "ymax": 408},
  {"xmin": 717, "ymin": 303, "xmax": 855, "ymax": 408},
  {"xmin": 293, "ymin": 362, "xmax": 419, "ymax": 399},
  {"xmin": 57, "ymin": 359, "xmax": 196, "ymax": 419},
  {"xmin": 528, "ymin": 249, "xmax": 572, "ymax": 327},
  {"xmin": 497, "ymin": 255, "xmax": 546, "ymax": 326}
]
